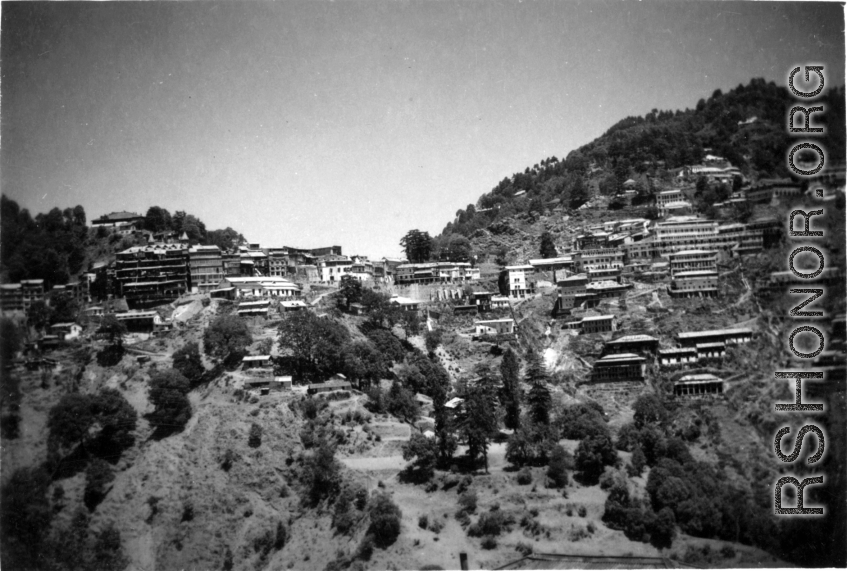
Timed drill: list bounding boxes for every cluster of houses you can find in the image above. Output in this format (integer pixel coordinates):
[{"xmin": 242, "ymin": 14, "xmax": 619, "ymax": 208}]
[{"xmin": 586, "ymin": 327, "xmax": 754, "ymax": 397}]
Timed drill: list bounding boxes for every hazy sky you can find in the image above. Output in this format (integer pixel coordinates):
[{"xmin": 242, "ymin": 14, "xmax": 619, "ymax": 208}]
[{"xmin": 2, "ymin": 1, "xmax": 844, "ymax": 258}]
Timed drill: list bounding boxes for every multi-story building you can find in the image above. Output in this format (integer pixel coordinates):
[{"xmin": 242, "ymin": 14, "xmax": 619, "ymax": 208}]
[
  {"xmin": 624, "ymin": 217, "xmax": 765, "ymax": 261},
  {"xmin": 592, "ymin": 353, "xmax": 646, "ymax": 382},
  {"xmin": 746, "ymin": 178, "xmax": 803, "ymax": 203},
  {"xmin": 676, "ymin": 328, "xmax": 752, "ymax": 347},
  {"xmin": 188, "ymin": 245, "xmax": 224, "ymax": 293},
  {"xmin": 668, "ymin": 270, "xmax": 719, "ymax": 297},
  {"xmin": 529, "ymin": 257, "xmax": 574, "ymax": 278},
  {"xmin": 674, "ymin": 374, "xmax": 724, "ymax": 397},
  {"xmin": 668, "ymin": 250, "xmax": 717, "ymax": 276},
  {"xmin": 214, "ymin": 276, "xmax": 302, "ymax": 299},
  {"xmin": 394, "ymin": 262, "xmax": 480, "ymax": 285},
  {"xmin": 266, "ymin": 248, "xmax": 290, "ymax": 277},
  {"xmin": 349, "ymin": 257, "xmax": 375, "ymax": 281},
  {"xmin": 115, "ymin": 244, "xmax": 189, "ymax": 308},
  {"xmin": 581, "ymin": 314, "xmax": 617, "ymax": 334},
  {"xmin": 240, "ymin": 248, "xmax": 268, "ymax": 276},
  {"xmin": 603, "ymin": 334, "xmax": 659, "ymax": 356},
  {"xmin": 499, "ymin": 265, "xmax": 536, "ymax": 298},
  {"xmin": 0, "ymin": 279, "xmax": 45, "ymax": 313},
  {"xmin": 318, "ymin": 255, "xmax": 353, "ymax": 283},
  {"xmin": 557, "ymin": 275, "xmax": 588, "ymax": 313},
  {"xmin": 50, "ymin": 281, "xmax": 89, "ymax": 307},
  {"xmin": 222, "ymin": 252, "xmax": 243, "ymax": 277},
  {"xmin": 658, "ymin": 347, "xmax": 698, "ymax": 367},
  {"xmin": 656, "ymin": 189, "xmax": 685, "ymax": 209},
  {"xmin": 573, "ymin": 249, "xmax": 624, "ymax": 273}
]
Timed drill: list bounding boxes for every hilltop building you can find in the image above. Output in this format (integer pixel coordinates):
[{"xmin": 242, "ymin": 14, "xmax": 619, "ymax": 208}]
[
  {"xmin": 115, "ymin": 244, "xmax": 189, "ymax": 308},
  {"xmin": 91, "ymin": 211, "xmax": 145, "ymax": 228}
]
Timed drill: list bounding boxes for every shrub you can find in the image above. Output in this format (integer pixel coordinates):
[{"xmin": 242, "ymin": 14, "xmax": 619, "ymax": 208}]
[
  {"xmin": 599, "ymin": 467, "xmax": 627, "ymax": 491},
  {"xmin": 467, "ymin": 511, "xmax": 514, "ymax": 537},
  {"xmin": 367, "ymin": 493, "xmax": 402, "ymax": 548},
  {"xmin": 1, "ymin": 413, "xmax": 20, "ymax": 439},
  {"xmin": 574, "ymin": 434, "xmax": 618, "ymax": 484},
  {"xmin": 546, "ymin": 445, "xmax": 570, "ymax": 488},
  {"xmin": 720, "ymin": 544, "xmax": 736, "ymax": 558},
  {"xmin": 248, "ymin": 423, "xmax": 263, "ymax": 448},
  {"xmin": 481, "ymin": 536, "xmax": 497, "ymax": 550},
  {"xmin": 356, "ymin": 534, "xmax": 375, "ymax": 561},
  {"xmin": 458, "ymin": 490, "xmax": 478, "ymax": 514},
  {"xmin": 221, "ymin": 448, "xmax": 235, "ymax": 471},
  {"xmin": 516, "ymin": 541, "xmax": 533, "ymax": 556},
  {"xmin": 429, "ymin": 518, "xmax": 444, "ymax": 533},
  {"xmin": 578, "ymin": 506, "xmax": 587, "ymax": 518},
  {"xmin": 84, "ymin": 459, "xmax": 114, "ymax": 511},
  {"xmin": 181, "ymin": 500, "xmax": 195, "ymax": 522},
  {"xmin": 516, "ymin": 467, "xmax": 533, "ymax": 485},
  {"xmin": 418, "ymin": 514, "xmax": 429, "ymax": 529},
  {"xmin": 275, "ymin": 521, "xmax": 287, "ymax": 550},
  {"xmin": 628, "ymin": 446, "xmax": 647, "ymax": 477},
  {"xmin": 147, "ymin": 369, "xmax": 192, "ymax": 434}
]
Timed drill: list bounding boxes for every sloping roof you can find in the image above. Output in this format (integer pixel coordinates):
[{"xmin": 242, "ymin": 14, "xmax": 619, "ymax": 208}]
[
  {"xmin": 607, "ymin": 334, "xmax": 658, "ymax": 344},
  {"xmin": 678, "ymin": 328, "xmax": 752, "ymax": 339}
]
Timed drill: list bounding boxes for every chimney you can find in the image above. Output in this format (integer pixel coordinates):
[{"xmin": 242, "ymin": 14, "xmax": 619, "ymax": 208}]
[{"xmin": 459, "ymin": 552, "xmax": 468, "ymax": 571}]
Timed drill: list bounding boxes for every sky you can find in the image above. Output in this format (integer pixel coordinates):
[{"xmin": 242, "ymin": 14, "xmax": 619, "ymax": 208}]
[{"xmin": 2, "ymin": 1, "xmax": 844, "ymax": 258}]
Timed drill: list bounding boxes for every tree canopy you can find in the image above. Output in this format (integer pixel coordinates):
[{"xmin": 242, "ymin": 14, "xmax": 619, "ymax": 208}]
[
  {"xmin": 204, "ymin": 314, "xmax": 253, "ymax": 366},
  {"xmin": 400, "ymin": 229, "xmax": 433, "ymax": 263}
]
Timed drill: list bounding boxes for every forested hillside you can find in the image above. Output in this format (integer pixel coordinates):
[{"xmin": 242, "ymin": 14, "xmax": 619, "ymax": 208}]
[{"xmin": 440, "ymin": 78, "xmax": 845, "ymax": 239}]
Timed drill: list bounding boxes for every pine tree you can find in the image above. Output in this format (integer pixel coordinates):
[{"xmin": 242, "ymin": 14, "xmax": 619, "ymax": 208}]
[
  {"xmin": 458, "ymin": 377, "xmax": 499, "ymax": 473},
  {"xmin": 524, "ymin": 349, "xmax": 552, "ymax": 426},
  {"xmin": 432, "ymin": 382, "xmax": 456, "ymax": 467},
  {"xmin": 539, "ymin": 232, "xmax": 558, "ymax": 258},
  {"xmin": 500, "ymin": 348, "xmax": 522, "ymax": 430}
]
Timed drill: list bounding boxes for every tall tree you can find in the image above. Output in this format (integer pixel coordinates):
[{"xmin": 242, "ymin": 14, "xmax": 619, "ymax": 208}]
[
  {"xmin": 148, "ymin": 369, "xmax": 192, "ymax": 434},
  {"xmin": 458, "ymin": 377, "xmax": 500, "ymax": 473},
  {"xmin": 203, "ymin": 314, "xmax": 253, "ymax": 366},
  {"xmin": 524, "ymin": 349, "xmax": 552, "ymax": 426},
  {"xmin": 172, "ymin": 341, "xmax": 206, "ymax": 385},
  {"xmin": 399, "ymin": 229, "xmax": 433, "ymax": 263},
  {"xmin": 338, "ymin": 275, "xmax": 363, "ymax": 311},
  {"xmin": 143, "ymin": 206, "xmax": 172, "ymax": 233},
  {"xmin": 500, "ymin": 347, "xmax": 522, "ymax": 430},
  {"xmin": 277, "ymin": 310, "xmax": 350, "ymax": 380},
  {"xmin": 539, "ymin": 231, "xmax": 558, "ymax": 259}
]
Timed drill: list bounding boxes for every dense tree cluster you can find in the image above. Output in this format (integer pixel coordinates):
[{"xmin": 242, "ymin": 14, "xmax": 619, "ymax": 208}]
[
  {"xmin": 47, "ymin": 388, "xmax": 137, "ymax": 458},
  {"xmin": 1, "ymin": 195, "xmax": 88, "ymax": 288},
  {"xmin": 147, "ymin": 369, "xmax": 192, "ymax": 435},
  {"xmin": 144, "ymin": 205, "xmax": 245, "ymax": 249}
]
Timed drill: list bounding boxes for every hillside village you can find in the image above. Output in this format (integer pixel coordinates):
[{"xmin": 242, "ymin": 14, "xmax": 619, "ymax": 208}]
[{"xmin": 2, "ymin": 85, "xmax": 847, "ymax": 570}]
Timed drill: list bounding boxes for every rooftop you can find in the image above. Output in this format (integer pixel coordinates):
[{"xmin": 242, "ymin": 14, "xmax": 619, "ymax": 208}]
[
  {"xmin": 607, "ymin": 334, "xmax": 658, "ymax": 344},
  {"xmin": 475, "ymin": 319, "xmax": 515, "ymax": 325},
  {"xmin": 678, "ymin": 328, "xmax": 752, "ymax": 339},
  {"xmin": 582, "ymin": 314, "xmax": 615, "ymax": 322},
  {"xmin": 595, "ymin": 353, "xmax": 645, "ymax": 363}
]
